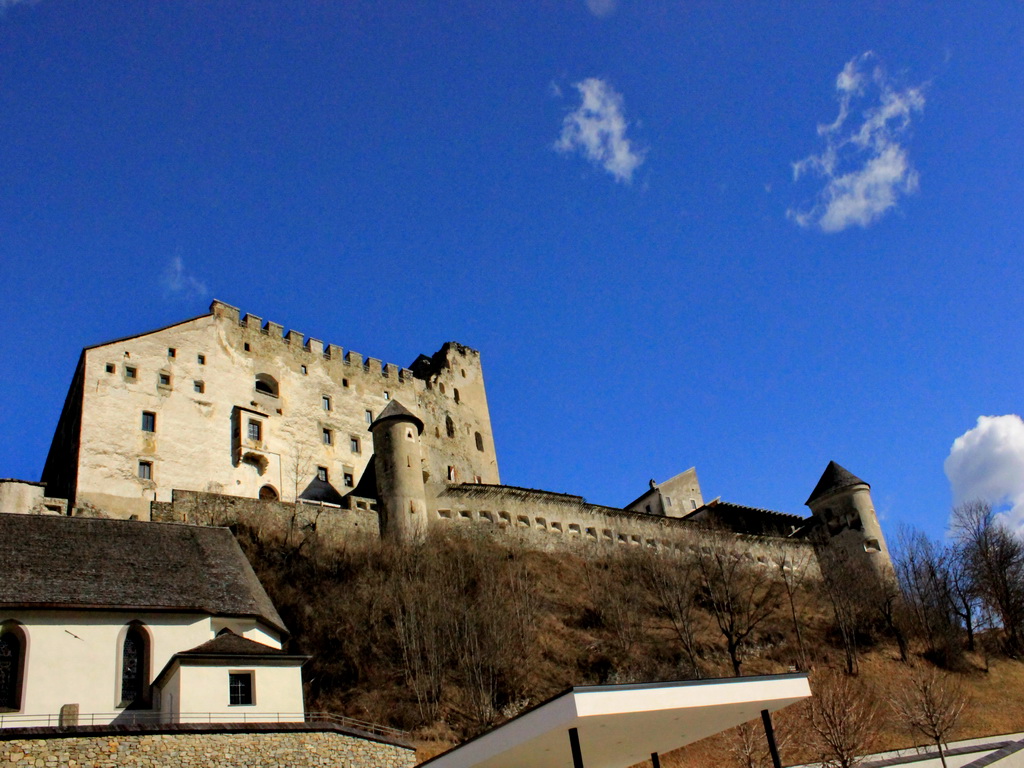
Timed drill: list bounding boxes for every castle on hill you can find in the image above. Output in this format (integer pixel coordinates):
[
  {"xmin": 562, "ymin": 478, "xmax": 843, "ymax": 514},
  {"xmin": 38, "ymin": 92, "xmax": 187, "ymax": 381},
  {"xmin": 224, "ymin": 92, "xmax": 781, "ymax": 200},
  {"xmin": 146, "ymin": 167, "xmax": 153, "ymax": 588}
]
[{"xmin": 6, "ymin": 299, "xmax": 890, "ymax": 576}]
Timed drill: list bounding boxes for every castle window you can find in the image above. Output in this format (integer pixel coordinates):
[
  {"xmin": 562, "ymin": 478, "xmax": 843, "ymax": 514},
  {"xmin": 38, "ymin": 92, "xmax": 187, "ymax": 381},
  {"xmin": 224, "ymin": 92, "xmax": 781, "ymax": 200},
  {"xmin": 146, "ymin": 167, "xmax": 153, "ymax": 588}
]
[
  {"xmin": 120, "ymin": 624, "xmax": 150, "ymax": 708},
  {"xmin": 138, "ymin": 461, "xmax": 152, "ymax": 480},
  {"xmin": 197, "ymin": 354, "xmax": 205, "ymax": 365},
  {"xmin": 141, "ymin": 411, "xmax": 156, "ymax": 432},
  {"xmin": 247, "ymin": 420, "xmax": 262, "ymax": 441},
  {"xmin": 445, "ymin": 416, "xmax": 455, "ymax": 438},
  {"xmin": 690, "ymin": 499, "xmax": 697, "ymax": 510},
  {"xmin": 665, "ymin": 497, "xmax": 673, "ymax": 507},
  {"xmin": 300, "ymin": 365, "xmax": 307, "ymax": 375},
  {"xmin": 322, "ymin": 395, "xmax": 331, "ymax": 411},
  {"xmin": 158, "ymin": 372, "xmax": 172, "ymax": 388},
  {"xmin": 254, "ymin": 373, "xmax": 278, "ymax": 397},
  {"xmin": 349, "ymin": 436, "xmax": 360, "ymax": 453},
  {"xmin": 453, "ymin": 388, "xmax": 460, "ymax": 403},
  {"xmin": 229, "ymin": 672, "xmax": 254, "ymax": 706},
  {"xmin": 343, "ymin": 469, "xmax": 354, "ymax": 488},
  {"xmin": 125, "ymin": 366, "xmax": 137, "ymax": 380},
  {"xmin": 568, "ymin": 523, "xmax": 581, "ymax": 535},
  {"xmin": 342, "ymin": 378, "xmax": 349, "ymax": 388},
  {"xmin": 475, "ymin": 432, "xmax": 484, "ymax": 452},
  {"xmin": 0, "ymin": 622, "xmax": 26, "ymax": 712},
  {"xmin": 383, "ymin": 391, "xmax": 390, "ymax": 400},
  {"xmin": 259, "ymin": 485, "xmax": 278, "ymax": 500},
  {"xmin": 439, "ymin": 382, "xmax": 446, "ymax": 394},
  {"xmin": 447, "ymin": 465, "xmax": 457, "ymax": 481},
  {"xmin": 105, "ymin": 363, "xmax": 115, "ymax": 374},
  {"xmin": 365, "ymin": 410, "xmax": 373, "ymax": 424},
  {"xmin": 864, "ymin": 538, "xmax": 881, "ymax": 553},
  {"xmin": 461, "ymin": 368, "xmax": 466, "ymax": 378},
  {"xmin": 244, "ymin": 343, "xmax": 250, "ymax": 352},
  {"xmin": 194, "ymin": 380, "xmax": 205, "ymax": 394},
  {"xmin": 317, "ymin": 466, "xmax": 328, "ymax": 482},
  {"xmin": 167, "ymin": 348, "xmax": 176, "ymax": 358},
  {"xmin": 322, "ymin": 428, "xmax": 333, "ymax": 445}
]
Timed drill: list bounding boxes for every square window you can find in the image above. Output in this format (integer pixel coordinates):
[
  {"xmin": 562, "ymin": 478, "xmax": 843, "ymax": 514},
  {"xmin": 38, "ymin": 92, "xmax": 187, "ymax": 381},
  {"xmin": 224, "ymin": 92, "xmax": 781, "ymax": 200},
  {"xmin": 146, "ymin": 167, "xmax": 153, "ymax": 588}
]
[
  {"xmin": 125, "ymin": 366, "xmax": 137, "ymax": 380},
  {"xmin": 317, "ymin": 466, "xmax": 328, "ymax": 482},
  {"xmin": 159, "ymin": 372, "xmax": 171, "ymax": 387},
  {"xmin": 343, "ymin": 471, "xmax": 354, "ymax": 488},
  {"xmin": 197, "ymin": 353, "xmax": 206, "ymax": 365},
  {"xmin": 248, "ymin": 420, "xmax": 262, "ymax": 441},
  {"xmin": 167, "ymin": 347, "xmax": 176, "ymax": 358},
  {"xmin": 342, "ymin": 378, "xmax": 349, "ymax": 388},
  {"xmin": 138, "ymin": 461, "xmax": 152, "ymax": 480},
  {"xmin": 364, "ymin": 409, "xmax": 373, "ymax": 424},
  {"xmin": 323, "ymin": 428, "xmax": 333, "ymax": 445},
  {"xmin": 141, "ymin": 411, "xmax": 156, "ymax": 432},
  {"xmin": 349, "ymin": 436, "xmax": 360, "ymax": 453},
  {"xmin": 105, "ymin": 363, "xmax": 115, "ymax": 374},
  {"xmin": 229, "ymin": 672, "xmax": 253, "ymax": 706},
  {"xmin": 322, "ymin": 395, "xmax": 331, "ymax": 411},
  {"xmin": 194, "ymin": 380, "xmax": 205, "ymax": 394}
]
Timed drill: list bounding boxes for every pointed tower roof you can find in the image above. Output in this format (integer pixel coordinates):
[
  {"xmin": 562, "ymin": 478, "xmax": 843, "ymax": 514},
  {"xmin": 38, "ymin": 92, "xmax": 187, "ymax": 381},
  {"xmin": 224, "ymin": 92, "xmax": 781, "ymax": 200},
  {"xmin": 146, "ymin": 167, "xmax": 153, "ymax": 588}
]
[
  {"xmin": 805, "ymin": 461, "xmax": 869, "ymax": 506},
  {"xmin": 370, "ymin": 399, "xmax": 424, "ymax": 434}
]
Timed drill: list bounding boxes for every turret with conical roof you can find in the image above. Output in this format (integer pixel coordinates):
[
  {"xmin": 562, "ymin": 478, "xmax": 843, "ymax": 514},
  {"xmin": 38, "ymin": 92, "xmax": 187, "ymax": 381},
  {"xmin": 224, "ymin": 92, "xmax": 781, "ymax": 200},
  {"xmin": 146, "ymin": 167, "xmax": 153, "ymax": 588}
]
[
  {"xmin": 370, "ymin": 399, "xmax": 429, "ymax": 542},
  {"xmin": 806, "ymin": 461, "xmax": 891, "ymax": 577}
]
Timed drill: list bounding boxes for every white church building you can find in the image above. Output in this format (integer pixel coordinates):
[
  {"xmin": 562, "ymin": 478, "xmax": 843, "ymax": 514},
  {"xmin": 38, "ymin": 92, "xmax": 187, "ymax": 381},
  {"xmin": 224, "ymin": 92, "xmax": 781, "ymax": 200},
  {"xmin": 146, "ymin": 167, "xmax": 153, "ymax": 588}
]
[{"xmin": 0, "ymin": 514, "xmax": 307, "ymax": 726}]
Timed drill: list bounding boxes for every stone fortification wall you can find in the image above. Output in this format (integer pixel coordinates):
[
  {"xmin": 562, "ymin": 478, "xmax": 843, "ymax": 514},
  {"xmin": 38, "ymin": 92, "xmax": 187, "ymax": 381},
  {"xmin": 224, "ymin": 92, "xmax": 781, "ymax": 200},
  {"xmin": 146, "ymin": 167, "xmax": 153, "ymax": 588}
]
[
  {"xmin": 0, "ymin": 724, "xmax": 415, "ymax": 768},
  {"xmin": 431, "ymin": 484, "xmax": 821, "ymax": 575},
  {"xmin": 151, "ymin": 489, "xmax": 381, "ymax": 545}
]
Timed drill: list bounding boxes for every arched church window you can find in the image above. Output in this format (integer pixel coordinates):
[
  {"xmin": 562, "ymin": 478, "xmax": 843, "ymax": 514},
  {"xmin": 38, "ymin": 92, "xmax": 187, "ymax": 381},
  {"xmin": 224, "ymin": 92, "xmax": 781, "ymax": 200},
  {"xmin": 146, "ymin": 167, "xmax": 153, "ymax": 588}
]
[
  {"xmin": 120, "ymin": 624, "xmax": 150, "ymax": 708},
  {"xmin": 445, "ymin": 416, "xmax": 455, "ymax": 438},
  {"xmin": 475, "ymin": 432, "xmax": 484, "ymax": 452},
  {"xmin": 254, "ymin": 373, "xmax": 279, "ymax": 397},
  {"xmin": 0, "ymin": 623, "xmax": 26, "ymax": 712}
]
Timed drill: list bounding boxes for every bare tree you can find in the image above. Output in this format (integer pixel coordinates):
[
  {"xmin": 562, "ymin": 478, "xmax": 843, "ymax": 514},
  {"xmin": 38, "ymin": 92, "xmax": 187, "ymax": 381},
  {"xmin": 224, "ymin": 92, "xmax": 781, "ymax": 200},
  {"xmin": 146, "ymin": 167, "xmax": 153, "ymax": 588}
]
[
  {"xmin": 770, "ymin": 544, "xmax": 813, "ymax": 670},
  {"xmin": 638, "ymin": 544, "xmax": 704, "ymax": 677},
  {"xmin": 729, "ymin": 718, "xmax": 790, "ymax": 768},
  {"xmin": 889, "ymin": 669, "xmax": 969, "ymax": 768},
  {"xmin": 696, "ymin": 532, "xmax": 781, "ymax": 676},
  {"xmin": 951, "ymin": 501, "xmax": 1024, "ymax": 656},
  {"xmin": 815, "ymin": 543, "xmax": 868, "ymax": 675},
  {"xmin": 807, "ymin": 672, "xmax": 878, "ymax": 768}
]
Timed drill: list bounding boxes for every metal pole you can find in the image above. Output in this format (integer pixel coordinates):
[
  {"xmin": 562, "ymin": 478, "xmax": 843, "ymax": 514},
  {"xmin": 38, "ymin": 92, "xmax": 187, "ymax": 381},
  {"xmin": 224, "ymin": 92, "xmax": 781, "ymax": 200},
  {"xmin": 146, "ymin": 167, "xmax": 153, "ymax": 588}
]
[
  {"xmin": 761, "ymin": 709, "xmax": 782, "ymax": 768},
  {"xmin": 651, "ymin": 752, "xmax": 662, "ymax": 768},
  {"xmin": 568, "ymin": 727, "xmax": 585, "ymax": 768}
]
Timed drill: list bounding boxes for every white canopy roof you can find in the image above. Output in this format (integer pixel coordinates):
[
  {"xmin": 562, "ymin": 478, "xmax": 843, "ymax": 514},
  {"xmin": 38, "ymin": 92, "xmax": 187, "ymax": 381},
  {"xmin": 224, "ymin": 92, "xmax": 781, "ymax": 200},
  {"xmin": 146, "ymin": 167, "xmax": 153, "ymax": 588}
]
[{"xmin": 422, "ymin": 673, "xmax": 811, "ymax": 768}]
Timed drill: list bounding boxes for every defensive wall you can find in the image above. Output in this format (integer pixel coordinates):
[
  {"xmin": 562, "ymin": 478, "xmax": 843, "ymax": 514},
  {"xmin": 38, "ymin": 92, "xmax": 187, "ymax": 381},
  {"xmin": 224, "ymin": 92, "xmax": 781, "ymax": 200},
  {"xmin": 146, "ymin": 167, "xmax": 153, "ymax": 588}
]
[
  {"xmin": 149, "ymin": 487, "xmax": 820, "ymax": 575},
  {"xmin": 0, "ymin": 722, "xmax": 415, "ymax": 768}
]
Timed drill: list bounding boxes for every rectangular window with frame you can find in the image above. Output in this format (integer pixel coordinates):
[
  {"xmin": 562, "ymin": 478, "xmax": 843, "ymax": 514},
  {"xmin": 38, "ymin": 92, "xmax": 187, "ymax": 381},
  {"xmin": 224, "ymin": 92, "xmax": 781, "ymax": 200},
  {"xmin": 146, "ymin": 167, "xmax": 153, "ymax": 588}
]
[
  {"xmin": 228, "ymin": 672, "xmax": 253, "ymax": 706},
  {"xmin": 343, "ymin": 470, "xmax": 354, "ymax": 488},
  {"xmin": 317, "ymin": 466, "xmax": 328, "ymax": 482},
  {"xmin": 158, "ymin": 372, "xmax": 172, "ymax": 388},
  {"xmin": 349, "ymin": 436, "xmax": 360, "ymax": 454},
  {"xmin": 141, "ymin": 411, "xmax": 156, "ymax": 432},
  {"xmin": 138, "ymin": 461, "xmax": 152, "ymax": 480},
  {"xmin": 248, "ymin": 420, "xmax": 262, "ymax": 441},
  {"xmin": 197, "ymin": 353, "xmax": 206, "ymax": 365},
  {"xmin": 322, "ymin": 395, "xmax": 331, "ymax": 411},
  {"xmin": 364, "ymin": 409, "xmax": 373, "ymax": 424},
  {"xmin": 105, "ymin": 363, "xmax": 115, "ymax": 374},
  {"xmin": 167, "ymin": 347, "xmax": 176, "ymax": 358},
  {"xmin": 194, "ymin": 380, "xmax": 205, "ymax": 394},
  {"xmin": 125, "ymin": 366, "xmax": 137, "ymax": 380},
  {"xmin": 322, "ymin": 428, "xmax": 333, "ymax": 445}
]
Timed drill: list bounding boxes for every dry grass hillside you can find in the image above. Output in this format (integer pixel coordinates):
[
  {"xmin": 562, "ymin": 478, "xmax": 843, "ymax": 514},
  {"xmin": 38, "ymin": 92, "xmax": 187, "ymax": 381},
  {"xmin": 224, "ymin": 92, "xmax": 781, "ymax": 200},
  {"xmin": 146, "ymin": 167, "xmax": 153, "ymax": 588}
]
[{"xmin": 231, "ymin": 519, "xmax": 1024, "ymax": 767}]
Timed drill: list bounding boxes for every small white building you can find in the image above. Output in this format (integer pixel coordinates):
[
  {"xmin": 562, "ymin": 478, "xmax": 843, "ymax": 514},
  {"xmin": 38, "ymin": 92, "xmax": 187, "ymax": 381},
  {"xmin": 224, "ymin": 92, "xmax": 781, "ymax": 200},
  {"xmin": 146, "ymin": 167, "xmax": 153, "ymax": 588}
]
[{"xmin": 0, "ymin": 514, "xmax": 307, "ymax": 727}]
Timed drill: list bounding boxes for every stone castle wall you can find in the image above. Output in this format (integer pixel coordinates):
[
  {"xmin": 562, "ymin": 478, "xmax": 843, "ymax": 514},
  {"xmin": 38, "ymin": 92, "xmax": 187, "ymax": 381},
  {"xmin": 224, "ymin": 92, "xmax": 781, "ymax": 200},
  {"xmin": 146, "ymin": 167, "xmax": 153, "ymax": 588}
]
[{"xmin": 0, "ymin": 724, "xmax": 415, "ymax": 768}]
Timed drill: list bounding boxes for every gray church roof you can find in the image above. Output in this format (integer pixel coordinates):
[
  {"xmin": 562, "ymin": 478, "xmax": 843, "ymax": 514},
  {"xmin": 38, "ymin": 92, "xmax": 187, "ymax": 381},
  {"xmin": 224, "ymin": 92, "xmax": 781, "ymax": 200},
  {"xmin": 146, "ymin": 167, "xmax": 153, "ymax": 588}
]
[
  {"xmin": 370, "ymin": 399, "xmax": 424, "ymax": 434},
  {"xmin": 0, "ymin": 514, "xmax": 287, "ymax": 634},
  {"xmin": 178, "ymin": 630, "xmax": 296, "ymax": 658},
  {"xmin": 805, "ymin": 461, "xmax": 869, "ymax": 506}
]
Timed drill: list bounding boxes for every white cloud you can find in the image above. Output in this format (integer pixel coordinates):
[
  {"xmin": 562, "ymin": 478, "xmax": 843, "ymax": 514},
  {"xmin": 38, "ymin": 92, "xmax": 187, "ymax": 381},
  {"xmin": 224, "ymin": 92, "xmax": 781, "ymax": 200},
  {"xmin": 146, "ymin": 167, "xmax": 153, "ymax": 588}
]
[
  {"xmin": 585, "ymin": 0, "xmax": 617, "ymax": 18},
  {"xmin": 789, "ymin": 52, "xmax": 925, "ymax": 233},
  {"xmin": 944, "ymin": 415, "xmax": 1024, "ymax": 530},
  {"xmin": 555, "ymin": 78, "xmax": 644, "ymax": 184},
  {"xmin": 163, "ymin": 255, "xmax": 208, "ymax": 299}
]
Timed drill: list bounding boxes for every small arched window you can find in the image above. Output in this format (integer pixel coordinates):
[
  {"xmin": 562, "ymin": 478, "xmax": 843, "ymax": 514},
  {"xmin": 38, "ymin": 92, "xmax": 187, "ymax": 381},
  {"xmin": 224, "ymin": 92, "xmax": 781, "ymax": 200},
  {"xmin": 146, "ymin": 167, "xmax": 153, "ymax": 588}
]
[
  {"xmin": 453, "ymin": 388, "xmax": 460, "ymax": 403},
  {"xmin": 254, "ymin": 373, "xmax": 279, "ymax": 397},
  {"xmin": 445, "ymin": 415, "xmax": 455, "ymax": 439},
  {"xmin": 259, "ymin": 485, "xmax": 278, "ymax": 500},
  {"xmin": 475, "ymin": 432, "xmax": 484, "ymax": 452},
  {"xmin": 0, "ymin": 622, "xmax": 27, "ymax": 712},
  {"xmin": 120, "ymin": 624, "xmax": 150, "ymax": 708}
]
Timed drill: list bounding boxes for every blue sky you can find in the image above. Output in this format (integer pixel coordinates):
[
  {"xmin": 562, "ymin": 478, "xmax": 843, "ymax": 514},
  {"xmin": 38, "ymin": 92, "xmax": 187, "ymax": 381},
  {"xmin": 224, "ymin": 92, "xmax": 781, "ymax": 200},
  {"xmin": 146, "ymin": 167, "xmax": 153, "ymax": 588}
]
[{"xmin": 1, "ymin": 1, "xmax": 1022, "ymax": 541}]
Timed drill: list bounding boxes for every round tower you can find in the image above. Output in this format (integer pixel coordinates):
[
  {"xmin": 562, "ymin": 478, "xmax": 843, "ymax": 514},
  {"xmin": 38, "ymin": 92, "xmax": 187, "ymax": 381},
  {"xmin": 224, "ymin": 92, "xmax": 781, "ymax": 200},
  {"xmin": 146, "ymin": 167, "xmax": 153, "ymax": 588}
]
[
  {"xmin": 370, "ymin": 400, "xmax": 429, "ymax": 542},
  {"xmin": 805, "ymin": 461, "xmax": 892, "ymax": 577}
]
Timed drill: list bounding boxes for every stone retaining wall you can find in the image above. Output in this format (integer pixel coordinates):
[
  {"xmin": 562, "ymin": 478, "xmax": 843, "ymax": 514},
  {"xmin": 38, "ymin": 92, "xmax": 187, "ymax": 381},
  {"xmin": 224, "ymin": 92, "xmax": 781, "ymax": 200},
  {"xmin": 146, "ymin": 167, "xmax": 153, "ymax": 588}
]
[{"xmin": 0, "ymin": 724, "xmax": 415, "ymax": 768}]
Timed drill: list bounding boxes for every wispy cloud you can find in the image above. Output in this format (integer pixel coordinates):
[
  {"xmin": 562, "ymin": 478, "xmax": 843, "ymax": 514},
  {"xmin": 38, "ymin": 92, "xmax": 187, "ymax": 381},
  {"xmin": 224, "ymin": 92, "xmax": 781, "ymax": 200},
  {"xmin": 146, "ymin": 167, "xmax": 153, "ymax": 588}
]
[
  {"xmin": 789, "ymin": 52, "xmax": 925, "ymax": 233},
  {"xmin": 945, "ymin": 415, "xmax": 1024, "ymax": 531},
  {"xmin": 585, "ymin": 0, "xmax": 617, "ymax": 18},
  {"xmin": 555, "ymin": 78, "xmax": 645, "ymax": 184},
  {"xmin": 162, "ymin": 255, "xmax": 208, "ymax": 300},
  {"xmin": 0, "ymin": 0, "xmax": 40, "ymax": 10}
]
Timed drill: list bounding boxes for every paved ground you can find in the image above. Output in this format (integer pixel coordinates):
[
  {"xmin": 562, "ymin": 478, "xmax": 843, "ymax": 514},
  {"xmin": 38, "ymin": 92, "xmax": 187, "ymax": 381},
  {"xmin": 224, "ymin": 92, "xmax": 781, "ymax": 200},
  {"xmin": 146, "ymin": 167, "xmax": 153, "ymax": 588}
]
[{"xmin": 790, "ymin": 732, "xmax": 1024, "ymax": 768}]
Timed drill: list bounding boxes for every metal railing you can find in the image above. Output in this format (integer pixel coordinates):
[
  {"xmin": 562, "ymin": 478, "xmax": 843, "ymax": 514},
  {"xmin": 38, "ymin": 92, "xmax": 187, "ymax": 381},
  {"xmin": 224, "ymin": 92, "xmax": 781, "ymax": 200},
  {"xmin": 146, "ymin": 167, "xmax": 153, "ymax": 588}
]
[{"xmin": 0, "ymin": 710, "xmax": 408, "ymax": 740}]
